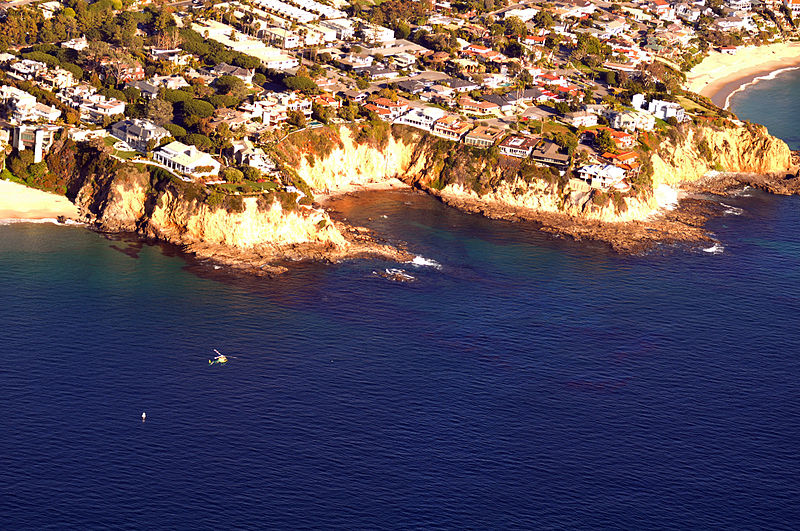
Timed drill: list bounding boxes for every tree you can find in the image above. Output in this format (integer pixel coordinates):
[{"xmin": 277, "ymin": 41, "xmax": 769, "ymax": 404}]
[
  {"xmin": 214, "ymin": 74, "xmax": 247, "ymax": 97},
  {"xmin": 286, "ymin": 110, "xmax": 306, "ymax": 128},
  {"xmin": 283, "ymin": 75, "xmax": 318, "ymax": 94},
  {"xmin": 596, "ymin": 129, "xmax": 616, "ymax": 154},
  {"xmin": 221, "ymin": 167, "xmax": 244, "ymax": 182},
  {"xmin": 504, "ymin": 16, "xmax": 526, "ymax": 38},
  {"xmin": 164, "ymin": 123, "xmax": 187, "ymax": 139},
  {"xmin": 146, "ymin": 98, "xmax": 174, "ymax": 126},
  {"xmin": 533, "ymin": 10, "xmax": 554, "ymax": 29},
  {"xmin": 395, "ymin": 21, "xmax": 411, "ymax": 40},
  {"xmin": 183, "ymin": 133, "xmax": 213, "ymax": 150},
  {"xmin": 312, "ymin": 102, "xmax": 331, "ymax": 124}
]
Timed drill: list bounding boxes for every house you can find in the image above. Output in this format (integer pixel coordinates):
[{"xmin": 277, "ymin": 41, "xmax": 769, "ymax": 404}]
[
  {"xmin": 432, "ymin": 115, "xmax": 472, "ymax": 141},
  {"xmin": 211, "ymin": 63, "xmax": 254, "ymax": 85},
  {"xmin": 577, "ymin": 164, "xmax": 627, "ymax": 189},
  {"xmin": 464, "ymin": 125, "xmax": 505, "ymax": 148},
  {"xmin": 61, "ymin": 36, "xmax": 88, "ymax": 51},
  {"xmin": 264, "ymin": 27, "xmax": 301, "ymax": 49},
  {"xmin": 648, "ymin": 100, "xmax": 686, "ymax": 122},
  {"xmin": 126, "ymin": 80, "xmax": 160, "ymax": 99},
  {"xmin": 102, "ymin": 61, "xmax": 145, "ymax": 83},
  {"xmin": 36, "ymin": 68, "xmax": 76, "ymax": 91},
  {"xmin": 9, "ymin": 60, "xmax": 47, "ymax": 81},
  {"xmin": 499, "ymin": 135, "xmax": 538, "ymax": 158},
  {"xmin": 372, "ymin": 97, "xmax": 409, "ymax": 119},
  {"xmin": 609, "ymin": 109, "xmax": 655, "ymax": 132},
  {"xmin": 0, "ymin": 85, "xmax": 62, "ymax": 124},
  {"xmin": 530, "ymin": 140, "xmax": 570, "ymax": 168},
  {"xmin": 446, "ymin": 78, "xmax": 480, "ymax": 92},
  {"xmin": 395, "ymin": 107, "xmax": 447, "ymax": 131},
  {"xmin": 357, "ymin": 65, "xmax": 399, "ymax": 81},
  {"xmin": 726, "ymin": 0, "xmax": 751, "ymax": 9},
  {"xmin": 458, "ymin": 96, "xmax": 500, "ymax": 115},
  {"xmin": 359, "ymin": 21, "xmax": 395, "ymax": 44},
  {"xmin": 396, "ymin": 80, "xmax": 425, "ymax": 94},
  {"xmin": 785, "ymin": 0, "xmax": 800, "ymax": 15},
  {"xmin": 150, "ymin": 75, "xmax": 191, "ymax": 90},
  {"xmin": 603, "ymin": 151, "xmax": 641, "ymax": 174},
  {"xmin": 11, "ymin": 123, "xmax": 60, "ymax": 163},
  {"xmin": 586, "ymin": 127, "xmax": 636, "ymax": 149},
  {"xmin": 80, "ymin": 97, "xmax": 126, "ymax": 124},
  {"xmin": 231, "ymin": 138, "xmax": 276, "ymax": 174},
  {"xmin": 318, "ymin": 18, "xmax": 355, "ymax": 40},
  {"xmin": 563, "ymin": 111, "xmax": 597, "ymax": 128},
  {"xmin": 154, "ymin": 141, "xmax": 221, "ymax": 178},
  {"xmin": 110, "ymin": 119, "xmax": 170, "ymax": 153}
]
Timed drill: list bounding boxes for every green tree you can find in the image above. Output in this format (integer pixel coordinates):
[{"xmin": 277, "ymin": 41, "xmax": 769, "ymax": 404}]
[
  {"xmin": 146, "ymin": 98, "xmax": 174, "ymax": 126},
  {"xmin": 283, "ymin": 75, "xmax": 319, "ymax": 94},
  {"xmin": 286, "ymin": 110, "xmax": 306, "ymax": 128}
]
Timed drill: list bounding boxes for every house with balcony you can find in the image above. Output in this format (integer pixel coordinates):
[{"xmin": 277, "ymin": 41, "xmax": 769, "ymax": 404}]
[
  {"xmin": 110, "ymin": 119, "xmax": 170, "ymax": 153},
  {"xmin": 464, "ymin": 125, "xmax": 505, "ymax": 148},
  {"xmin": 499, "ymin": 135, "xmax": 538, "ymax": 158},
  {"xmin": 432, "ymin": 115, "xmax": 472, "ymax": 141},
  {"xmin": 154, "ymin": 141, "xmax": 221, "ymax": 178}
]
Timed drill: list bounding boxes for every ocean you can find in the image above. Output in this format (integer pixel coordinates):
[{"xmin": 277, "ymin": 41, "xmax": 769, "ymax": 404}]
[
  {"xmin": 728, "ymin": 66, "xmax": 800, "ymax": 150},
  {"xmin": 2, "ymin": 92, "xmax": 800, "ymax": 528}
]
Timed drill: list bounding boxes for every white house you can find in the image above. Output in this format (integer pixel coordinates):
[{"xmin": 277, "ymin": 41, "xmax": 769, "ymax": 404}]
[
  {"xmin": 577, "ymin": 164, "xmax": 627, "ymax": 189},
  {"xmin": 609, "ymin": 109, "xmax": 655, "ymax": 132},
  {"xmin": 648, "ymin": 100, "xmax": 686, "ymax": 122},
  {"xmin": 110, "ymin": 119, "xmax": 170, "ymax": 152},
  {"xmin": 394, "ymin": 107, "xmax": 447, "ymax": 131},
  {"xmin": 154, "ymin": 141, "xmax": 221, "ymax": 178}
]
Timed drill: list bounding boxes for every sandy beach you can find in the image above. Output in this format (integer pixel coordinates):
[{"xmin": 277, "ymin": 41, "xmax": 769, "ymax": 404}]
[
  {"xmin": 314, "ymin": 177, "xmax": 410, "ymax": 204},
  {"xmin": 0, "ymin": 179, "xmax": 79, "ymax": 220},
  {"xmin": 686, "ymin": 42, "xmax": 800, "ymax": 108}
]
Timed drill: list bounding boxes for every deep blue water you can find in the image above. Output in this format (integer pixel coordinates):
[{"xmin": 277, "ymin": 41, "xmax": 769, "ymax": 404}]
[
  {"xmin": 2, "ymin": 184, "xmax": 800, "ymax": 529},
  {"xmin": 730, "ymin": 67, "xmax": 800, "ymax": 150}
]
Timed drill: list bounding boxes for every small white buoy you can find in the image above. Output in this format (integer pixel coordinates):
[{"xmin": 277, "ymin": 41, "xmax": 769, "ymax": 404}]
[{"xmin": 142, "ymin": 412, "xmax": 146, "ymax": 422}]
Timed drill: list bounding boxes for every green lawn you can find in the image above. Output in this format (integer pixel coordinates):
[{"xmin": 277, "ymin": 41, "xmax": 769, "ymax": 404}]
[{"xmin": 213, "ymin": 180, "xmax": 280, "ymax": 194}]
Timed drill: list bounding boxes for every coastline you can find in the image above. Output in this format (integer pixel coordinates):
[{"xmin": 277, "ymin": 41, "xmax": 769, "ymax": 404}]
[
  {"xmin": 686, "ymin": 42, "xmax": 800, "ymax": 109},
  {"xmin": 0, "ymin": 179, "xmax": 79, "ymax": 221}
]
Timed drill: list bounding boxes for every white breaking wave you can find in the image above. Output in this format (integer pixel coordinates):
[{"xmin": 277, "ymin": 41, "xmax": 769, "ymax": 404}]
[
  {"xmin": 408, "ymin": 255, "xmax": 442, "ymax": 269},
  {"xmin": 720, "ymin": 203, "xmax": 743, "ymax": 216},
  {"xmin": 724, "ymin": 66, "xmax": 800, "ymax": 110},
  {"xmin": 703, "ymin": 243, "xmax": 725, "ymax": 254},
  {"xmin": 654, "ymin": 184, "xmax": 679, "ymax": 210},
  {"xmin": 0, "ymin": 218, "xmax": 84, "ymax": 226}
]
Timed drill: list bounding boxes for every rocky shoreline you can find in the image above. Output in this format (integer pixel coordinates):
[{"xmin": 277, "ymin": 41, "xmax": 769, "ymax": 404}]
[{"xmin": 406, "ymin": 168, "xmax": 800, "ymax": 254}]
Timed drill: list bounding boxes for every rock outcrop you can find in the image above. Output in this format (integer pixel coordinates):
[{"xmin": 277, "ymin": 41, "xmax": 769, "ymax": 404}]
[
  {"xmin": 650, "ymin": 122, "xmax": 792, "ymax": 186},
  {"xmin": 66, "ymin": 146, "xmax": 409, "ymax": 274}
]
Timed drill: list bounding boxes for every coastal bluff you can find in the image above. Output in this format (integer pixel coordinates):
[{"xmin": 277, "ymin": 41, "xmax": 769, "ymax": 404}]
[
  {"xmin": 57, "ymin": 141, "xmax": 409, "ymax": 274},
  {"xmin": 275, "ymin": 122, "xmax": 794, "ymax": 252}
]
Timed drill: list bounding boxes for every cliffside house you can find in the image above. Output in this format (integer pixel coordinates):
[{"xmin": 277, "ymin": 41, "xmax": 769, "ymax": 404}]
[
  {"xmin": 563, "ymin": 110, "xmax": 598, "ymax": 128},
  {"xmin": 431, "ymin": 115, "xmax": 472, "ymax": 141},
  {"xmin": 11, "ymin": 123, "xmax": 60, "ymax": 163},
  {"xmin": 577, "ymin": 164, "xmax": 627, "ymax": 190},
  {"xmin": 464, "ymin": 125, "xmax": 505, "ymax": 148},
  {"xmin": 499, "ymin": 135, "xmax": 539, "ymax": 158},
  {"xmin": 154, "ymin": 141, "xmax": 221, "ymax": 178},
  {"xmin": 395, "ymin": 107, "xmax": 447, "ymax": 131},
  {"xmin": 110, "ymin": 119, "xmax": 170, "ymax": 153},
  {"xmin": 530, "ymin": 139, "xmax": 570, "ymax": 168}
]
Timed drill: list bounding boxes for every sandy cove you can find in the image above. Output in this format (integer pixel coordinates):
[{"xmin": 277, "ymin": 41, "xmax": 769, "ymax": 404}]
[
  {"xmin": 686, "ymin": 42, "xmax": 800, "ymax": 108},
  {"xmin": 0, "ymin": 179, "xmax": 79, "ymax": 220}
]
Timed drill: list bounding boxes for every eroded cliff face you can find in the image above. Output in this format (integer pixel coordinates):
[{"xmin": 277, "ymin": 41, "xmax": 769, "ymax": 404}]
[
  {"xmin": 295, "ymin": 127, "xmax": 421, "ymax": 192},
  {"xmin": 291, "ymin": 123, "xmax": 792, "ymax": 226},
  {"xmin": 69, "ymin": 158, "xmax": 411, "ymax": 273},
  {"xmin": 650, "ymin": 123, "xmax": 791, "ymax": 186}
]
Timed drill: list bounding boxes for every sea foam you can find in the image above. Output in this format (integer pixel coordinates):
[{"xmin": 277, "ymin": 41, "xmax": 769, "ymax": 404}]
[{"xmin": 408, "ymin": 255, "xmax": 442, "ymax": 269}]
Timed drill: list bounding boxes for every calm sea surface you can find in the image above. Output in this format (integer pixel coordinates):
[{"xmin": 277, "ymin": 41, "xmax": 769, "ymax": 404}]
[
  {"xmin": 2, "ymin": 88, "xmax": 800, "ymax": 529},
  {"xmin": 729, "ymin": 67, "xmax": 800, "ymax": 150}
]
